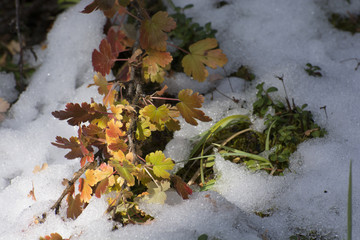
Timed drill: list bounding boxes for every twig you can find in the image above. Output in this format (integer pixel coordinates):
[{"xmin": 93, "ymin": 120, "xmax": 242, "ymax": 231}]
[
  {"xmin": 15, "ymin": 0, "xmax": 25, "ymax": 91},
  {"xmin": 50, "ymin": 161, "xmax": 95, "ymax": 214}
]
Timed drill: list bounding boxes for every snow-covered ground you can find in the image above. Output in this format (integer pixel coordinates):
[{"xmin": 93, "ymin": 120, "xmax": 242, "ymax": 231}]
[{"xmin": 0, "ymin": 0, "xmax": 359, "ymax": 239}]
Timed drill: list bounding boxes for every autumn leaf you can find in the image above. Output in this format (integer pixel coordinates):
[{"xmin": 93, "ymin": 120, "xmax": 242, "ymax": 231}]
[
  {"xmin": 170, "ymin": 175, "xmax": 192, "ymax": 200},
  {"xmin": 143, "ymin": 50, "xmax": 172, "ymax": 75},
  {"xmin": 52, "ymin": 102, "xmax": 100, "ymax": 126},
  {"xmin": 182, "ymin": 38, "xmax": 228, "ymax": 82},
  {"xmin": 33, "ymin": 163, "xmax": 48, "ymax": 174},
  {"xmin": 66, "ymin": 193, "xmax": 83, "ymax": 219},
  {"xmin": 0, "ymin": 98, "xmax": 10, "ymax": 122},
  {"xmin": 107, "ymin": 27, "xmax": 133, "ymax": 53},
  {"xmin": 109, "ymin": 158, "xmax": 136, "ymax": 186},
  {"xmin": 95, "ymin": 178, "xmax": 109, "ymax": 198},
  {"xmin": 40, "ymin": 233, "xmax": 64, "ymax": 240},
  {"xmin": 146, "ymin": 151, "xmax": 174, "ymax": 179},
  {"xmin": 79, "ymin": 177, "xmax": 93, "ymax": 203},
  {"xmin": 106, "ymin": 119, "xmax": 125, "ymax": 139},
  {"xmin": 144, "ymin": 181, "xmax": 170, "ymax": 204},
  {"xmin": 51, "ymin": 136, "xmax": 82, "ymax": 159},
  {"xmin": 136, "ymin": 118, "xmax": 152, "ymax": 140},
  {"xmin": 92, "ymin": 39, "xmax": 115, "ymax": 76},
  {"xmin": 143, "ymin": 50, "xmax": 172, "ymax": 83},
  {"xmin": 176, "ymin": 89, "xmax": 212, "ymax": 126},
  {"xmin": 82, "ymin": 0, "xmax": 115, "ymax": 14},
  {"xmin": 141, "ymin": 105, "xmax": 170, "ymax": 124},
  {"xmin": 82, "ymin": 124, "xmax": 105, "ymax": 142},
  {"xmin": 92, "ymin": 72, "xmax": 109, "ymax": 96},
  {"xmin": 108, "ymin": 138, "xmax": 128, "ymax": 153},
  {"xmin": 140, "ymin": 11, "xmax": 176, "ymax": 51},
  {"xmin": 27, "ymin": 181, "xmax": 36, "ymax": 201}
]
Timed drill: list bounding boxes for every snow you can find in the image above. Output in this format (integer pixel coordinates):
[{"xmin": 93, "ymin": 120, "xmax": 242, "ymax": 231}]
[{"xmin": 0, "ymin": 0, "xmax": 359, "ymax": 239}]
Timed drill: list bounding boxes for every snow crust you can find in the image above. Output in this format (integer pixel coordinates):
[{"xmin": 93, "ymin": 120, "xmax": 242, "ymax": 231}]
[{"xmin": 0, "ymin": 0, "xmax": 359, "ymax": 239}]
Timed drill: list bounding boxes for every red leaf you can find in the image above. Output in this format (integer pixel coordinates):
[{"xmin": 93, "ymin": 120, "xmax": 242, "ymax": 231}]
[
  {"xmin": 52, "ymin": 102, "xmax": 99, "ymax": 126},
  {"xmin": 92, "ymin": 39, "xmax": 115, "ymax": 76},
  {"xmin": 106, "ymin": 27, "xmax": 128, "ymax": 57},
  {"xmin": 171, "ymin": 175, "xmax": 192, "ymax": 199},
  {"xmin": 51, "ymin": 136, "xmax": 82, "ymax": 159}
]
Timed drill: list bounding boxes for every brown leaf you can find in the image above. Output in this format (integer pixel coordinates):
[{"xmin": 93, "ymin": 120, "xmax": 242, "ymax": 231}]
[
  {"xmin": 66, "ymin": 193, "xmax": 83, "ymax": 220},
  {"xmin": 95, "ymin": 178, "xmax": 109, "ymax": 198},
  {"xmin": 140, "ymin": 11, "xmax": 176, "ymax": 51},
  {"xmin": 176, "ymin": 89, "xmax": 212, "ymax": 125},
  {"xmin": 51, "ymin": 136, "xmax": 82, "ymax": 159},
  {"xmin": 52, "ymin": 102, "xmax": 99, "ymax": 126}
]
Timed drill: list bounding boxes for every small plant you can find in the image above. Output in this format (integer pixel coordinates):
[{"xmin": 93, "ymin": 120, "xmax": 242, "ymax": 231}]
[
  {"xmin": 44, "ymin": 0, "xmax": 227, "ymax": 229},
  {"xmin": 305, "ymin": 63, "xmax": 322, "ymax": 77},
  {"xmin": 181, "ymin": 76, "xmax": 326, "ymax": 188},
  {"xmin": 167, "ymin": 3, "xmax": 218, "ymax": 72},
  {"xmin": 329, "ymin": 12, "xmax": 360, "ymax": 34},
  {"xmin": 229, "ymin": 65, "xmax": 255, "ymax": 81}
]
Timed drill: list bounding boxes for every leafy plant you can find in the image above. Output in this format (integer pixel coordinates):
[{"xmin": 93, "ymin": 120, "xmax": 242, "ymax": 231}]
[
  {"xmin": 167, "ymin": 3, "xmax": 218, "ymax": 71},
  {"xmin": 305, "ymin": 63, "xmax": 322, "ymax": 77},
  {"xmin": 182, "ymin": 76, "xmax": 326, "ymax": 189},
  {"xmin": 329, "ymin": 12, "xmax": 360, "ymax": 34},
  {"xmin": 45, "ymin": 0, "xmax": 227, "ymax": 227},
  {"xmin": 253, "ymin": 77, "xmax": 326, "ymax": 171},
  {"xmin": 229, "ymin": 65, "xmax": 255, "ymax": 81}
]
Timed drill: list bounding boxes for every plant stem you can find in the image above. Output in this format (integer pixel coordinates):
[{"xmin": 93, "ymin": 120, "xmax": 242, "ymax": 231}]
[{"xmin": 167, "ymin": 42, "xmax": 190, "ymax": 54}]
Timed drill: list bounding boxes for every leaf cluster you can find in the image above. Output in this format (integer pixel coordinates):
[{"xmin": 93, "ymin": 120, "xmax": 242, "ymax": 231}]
[
  {"xmin": 182, "ymin": 80, "xmax": 326, "ymax": 187},
  {"xmin": 305, "ymin": 63, "xmax": 322, "ymax": 77},
  {"xmin": 253, "ymin": 81, "xmax": 326, "ymax": 171},
  {"xmin": 168, "ymin": 4, "xmax": 218, "ymax": 71},
  {"xmin": 329, "ymin": 12, "xmax": 360, "ymax": 34},
  {"xmin": 229, "ymin": 65, "xmax": 255, "ymax": 81},
  {"xmin": 49, "ymin": 0, "xmax": 227, "ymax": 226}
]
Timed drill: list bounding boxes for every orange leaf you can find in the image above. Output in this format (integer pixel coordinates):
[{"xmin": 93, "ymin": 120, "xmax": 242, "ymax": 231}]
[
  {"xmin": 143, "ymin": 50, "xmax": 172, "ymax": 83},
  {"xmin": 79, "ymin": 178, "xmax": 93, "ymax": 203},
  {"xmin": 106, "ymin": 119, "xmax": 125, "ymax": 138},
  {"xmin": 66, "ymin": 193, "xmax": 83, "ymax": 220},
  {"xmin": 176, "ymin": 89, "xmax": 212, "ymax": 125},
  {"xmin": 140, "ymin": 11, "xmax": 176, "ymax": 51},
  {"xmin": 40, "ymin": 233, "xmax": 64, "ymax": 240},
  {"xmin": 182, "ymin": 38, "xmax": 227, "ymax": 82}
]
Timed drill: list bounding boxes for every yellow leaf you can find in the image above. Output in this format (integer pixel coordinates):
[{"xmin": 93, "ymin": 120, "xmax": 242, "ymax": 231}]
[{"xmin": 182, "ymin": 38, "xmax": 227, "ymax": 82}]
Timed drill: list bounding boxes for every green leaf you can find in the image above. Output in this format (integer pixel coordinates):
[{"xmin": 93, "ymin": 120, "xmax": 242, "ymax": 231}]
[
  {"xmin": 109, "ymin": 159, "xmax": 136, "ymax": 186},
  {"xmin": 146, "ymin": 151, "xmax": 174, "ymax": 179}
]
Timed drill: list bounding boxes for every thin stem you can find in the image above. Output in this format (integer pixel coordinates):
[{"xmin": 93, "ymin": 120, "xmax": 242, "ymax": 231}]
[
  {"xmin": 15, "ymin": 0, "xmax": 25, "ymax": 91},
  {"xmin": 167, "ymin": 42, "xmax": 190, "ymax": 54},
  {"xmin": 50, "ymin": 161, "xmax": 95, "ymax": 214},
  {"xmin": 150, "ymin": 96, "xmax": 180, "ymax": 101}
]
